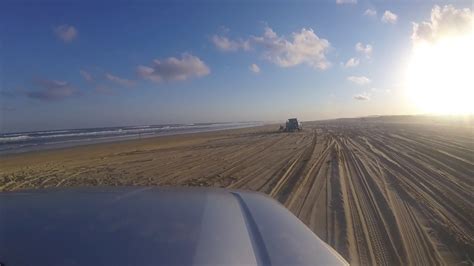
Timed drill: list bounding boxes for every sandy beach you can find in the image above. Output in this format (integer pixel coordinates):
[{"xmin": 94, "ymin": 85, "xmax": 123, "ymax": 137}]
[{"xmin": 1, "ymin": 118, "xmax": 473, "ymax": 265}]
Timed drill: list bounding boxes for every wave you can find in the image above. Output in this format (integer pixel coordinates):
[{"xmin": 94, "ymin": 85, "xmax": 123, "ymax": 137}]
[
  {"xmin": 0, "ymin": 122, "xmax": 261, "ymax": 146},
  {"xmin": 0, "ymin": 123, "xmax": 254, "ymax": 144},
  {"xmin": 0, "ymin": 135, "xmax": 31, "ymax": 143}
]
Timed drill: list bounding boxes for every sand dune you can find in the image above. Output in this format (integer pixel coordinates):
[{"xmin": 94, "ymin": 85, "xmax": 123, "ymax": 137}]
[{"xmin": 1, "ymin": 120, "xmax": 473, "ymax": 265}]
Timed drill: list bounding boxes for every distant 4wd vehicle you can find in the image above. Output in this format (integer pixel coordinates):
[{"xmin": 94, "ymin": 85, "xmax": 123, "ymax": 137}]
[{"xmin": 281, "ymin": 118, "xmax": 303, "ymax": 132}]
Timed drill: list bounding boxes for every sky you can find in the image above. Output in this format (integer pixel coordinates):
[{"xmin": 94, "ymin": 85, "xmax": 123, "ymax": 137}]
[{"xmin": 1, "ymin": 0, "xmax": 472, "ymax": 133}]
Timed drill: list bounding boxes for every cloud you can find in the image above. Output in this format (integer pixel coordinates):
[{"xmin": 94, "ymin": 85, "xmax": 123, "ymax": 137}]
[
  {"xmin": 344, "ymin": 57, "xmax": 359, "ymax": 68},
  {"xmin": 382, "ymin": 10, "xmax": 398, "ymax": 24},
  {"xmin": 136, "ymin": 66, "xmax": 160, "ymax": 83},
  {"xmin": 411, "ymin": 5, "xmax": 473, "ymax": 43},
  {"xmin": 80, "ymin": 70, "xmax": 93, "ymax": 82},
  {"xmin": 252, "ymin": 27, "xmax": 331, "ymax": 70},
  {"xmin": 364, "ymin": 9, "xmax": 377, "ymax": 17},
  {"xmin": 54, "ymin": 25, "xmax": 78, "ymax": 43},
  {"xmin": 211, "ymin": 25, "xmax": 331, "ymax": 70},
  {"xmin": 354, "ymin": 93, "xmax": 370, "ymax": 100},
  {"xmin": 211, "ymin": 35, "xmax": 251, "ymax": 52},
  {"xmin": 105, "ymin": 73, "xmax": 136, "ymax": 87},
  {"xmin": 355, "ymin": 42, "xmax": 372, "ymax": 57},
  {"xmin": 137, "ymin": 53, "xmax": 210, "ymax": 82},
  {"xmin": 336, "ymin": 0, "xmax": 357, "ymax": 4},
  {"xmin": 249, "ymin": 63, "xmax": 261, "ymax": 73},
  {"xmin": 27, "ymin": 79, "xmax": 79, "ymax": 101},
  {"xmin": 347, "ymin": 76, "xmax": 371, "ymax": 85}
]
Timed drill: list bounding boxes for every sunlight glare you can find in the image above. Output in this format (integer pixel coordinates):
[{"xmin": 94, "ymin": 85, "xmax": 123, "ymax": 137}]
[{"xmin": 405, "ymin": 34, "xmax": 473, "ymax": 114}]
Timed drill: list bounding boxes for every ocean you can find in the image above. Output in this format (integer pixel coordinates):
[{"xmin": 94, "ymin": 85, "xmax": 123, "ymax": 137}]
[{"xmin": 0, "ymin": 122, "xmax": 262, "ymax": 155}]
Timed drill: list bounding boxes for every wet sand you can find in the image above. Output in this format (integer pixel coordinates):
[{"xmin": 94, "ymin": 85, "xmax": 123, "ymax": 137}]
[{"xmin": 1, "ymin": 119, "xmax": 473, "ymax": 265}]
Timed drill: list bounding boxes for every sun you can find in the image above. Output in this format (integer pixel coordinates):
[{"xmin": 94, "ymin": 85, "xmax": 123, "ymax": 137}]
[{"xmin": 405, "ymin": 34, "xmax": 473, "ymax": 115}]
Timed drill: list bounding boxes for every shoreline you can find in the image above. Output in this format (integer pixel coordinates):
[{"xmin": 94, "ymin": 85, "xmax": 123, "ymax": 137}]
[
  {"xmin": 0, "ymin": 122, "xmax": 266, "ymax": 157},
  {"xmin": 0, "ymin": 124, "xmax": 274, "ymax": 169}
]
